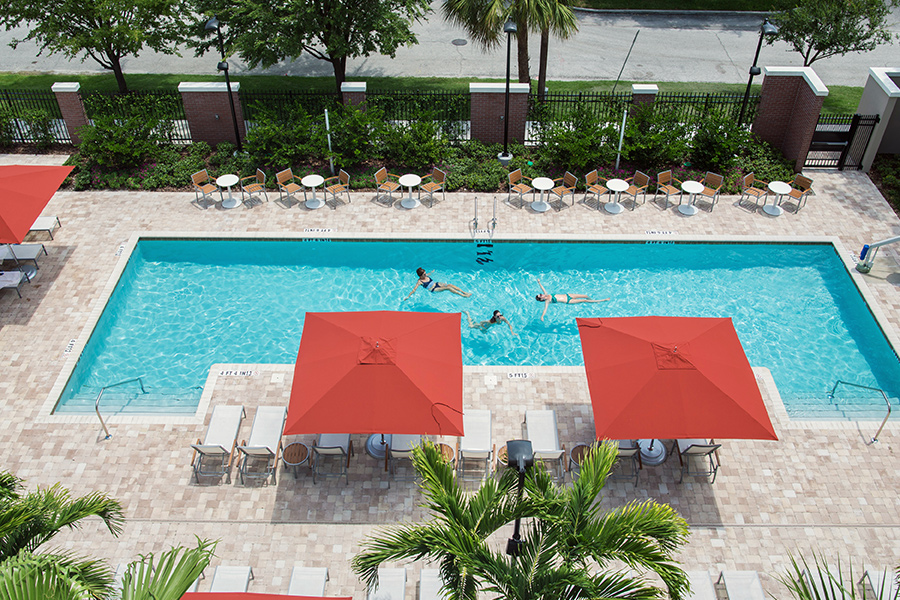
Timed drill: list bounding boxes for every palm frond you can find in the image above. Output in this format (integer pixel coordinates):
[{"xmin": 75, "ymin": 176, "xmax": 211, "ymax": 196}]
[
  {"xmin": 0, "ymin": 471, "xmax": 23, "ymax": 501},
  {"xmin": 120, "ymin": 537, "xmax": 216, "ymax": 600},
  {"xmin": 0, "ymin": 551, "xmax": 114, "ymax": 600}
]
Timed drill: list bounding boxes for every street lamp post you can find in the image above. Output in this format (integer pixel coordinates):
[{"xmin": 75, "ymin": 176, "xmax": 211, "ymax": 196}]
[
  {"xmin": 205, "ymin": 16, "xmax": 243, "ymax": 152},
  {"xmin": 739, "ymin": 18, "xmax": 778, "ymax": 126},
  {"xmin": 505, "ymin": 439, "xmax": 534, "ymax": 557},
  {"xmin": 497, "ymin": 19, "xmax": 517, "ymax": 167}
]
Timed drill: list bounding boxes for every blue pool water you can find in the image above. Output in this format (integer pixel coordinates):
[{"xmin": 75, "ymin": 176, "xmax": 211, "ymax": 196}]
[{"xmin": 58, "ymin": 239, "xmax": 900, "ymax": 417}]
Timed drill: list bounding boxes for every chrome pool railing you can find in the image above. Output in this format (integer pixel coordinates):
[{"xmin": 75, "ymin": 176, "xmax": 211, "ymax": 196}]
[
  {"xmin": 95, "ymin": 376, "xmax": 146, "ymax": 439},
  {"xmin": 827, "ymin": 380, "xmax": 892, "ymax": 443}
]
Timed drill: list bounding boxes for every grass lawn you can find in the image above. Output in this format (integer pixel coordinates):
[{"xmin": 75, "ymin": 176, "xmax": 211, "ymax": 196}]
[{"xmin": 0, "ymin": 72, "xmax": 862, "ymax": 114}]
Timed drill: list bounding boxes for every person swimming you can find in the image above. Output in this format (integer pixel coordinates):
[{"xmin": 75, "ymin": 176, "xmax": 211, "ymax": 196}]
[
  {"xmin": 535, "ymin": 277, "xmax": 609, "ymax": 321},
  {"xmin": 464, "ymin": 310, "xmax": 516, "ymax": 335},
  {"xmin": 403, "ymin": 267, "xmax": 471, "ymax": 300}
]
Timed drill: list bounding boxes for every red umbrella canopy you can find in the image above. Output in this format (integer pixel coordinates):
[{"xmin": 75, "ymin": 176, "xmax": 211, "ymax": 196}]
[
  {"xmin": 182, "ymin": 594, "xmax": 352, "ymax": 600},
  {"xmin": 284, "ymin": 311, "xmax": 464, "ymax": 436},
  {"xmin": 0, "ymin": 165, "xmax": 73, "ymax": 244},
  {"xmin": 577, "ymin": 316, "xmax": 777, "ymax": 441}
]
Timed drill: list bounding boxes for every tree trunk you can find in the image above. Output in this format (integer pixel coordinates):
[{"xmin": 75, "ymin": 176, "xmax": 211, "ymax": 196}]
[
  {"xmin": 110, "ymin": 56, "xmax": 128, "ymax": 93},
  {"xmin": 332, "ymin": 56, "xmax": 347, "ymax": 97},
  {"xmin": 537, "ymin": 28, "xmax": 549, "ymax": 101},
  {"xmin": 515, "ymin": 15, "xmax": 530, "ymax": 85}
]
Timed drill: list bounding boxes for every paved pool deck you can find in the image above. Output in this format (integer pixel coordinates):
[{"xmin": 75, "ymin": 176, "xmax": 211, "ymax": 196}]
[{"xmin": 1, "ymin": 154, "xmax": 899, "ymax": 598}]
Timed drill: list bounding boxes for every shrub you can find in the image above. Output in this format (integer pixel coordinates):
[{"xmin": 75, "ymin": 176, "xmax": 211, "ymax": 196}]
[
  {"xmin": 20, "ymin": 107, "xmax": 57, "ymax": 151},
  {"xmin": 732, "ymin": 138, "xmax": 794, "ymax": 184},
  {"xmin": 689, "ymin": 111, "xmax": 753, "ymax": 172},
  {"xmin": 329, "ymin": 103, "xmax": 386, "ymax": 167},
  {"xmin": 0, "ymin": 105, "xmax": 15, "ymax": 147},
  {"xmin": 380, "ymin": 120, "xmax": 449, "ymax": 170},
  {"xmin": 622, "ymin": 103, "xmax": 690, "ymax": 170},
  {"xmin": 534, "ymin": 104, "xmax": 619, "ymax": 172},
  {"xmin": 243, "ymin": 102, "xmax": 326, "ymax": 168},
  {"xmin": 77, "ymin": 95, "xmax": 168, "ymax": 170}
]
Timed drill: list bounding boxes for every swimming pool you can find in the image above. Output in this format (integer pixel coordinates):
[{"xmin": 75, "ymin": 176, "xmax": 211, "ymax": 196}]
[{"xmin": 56, "ymin": 238, "xmax": 900, "ymax": 418}]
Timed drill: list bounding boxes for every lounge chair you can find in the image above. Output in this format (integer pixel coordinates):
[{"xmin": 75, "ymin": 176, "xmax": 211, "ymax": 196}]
[
  {"xmin": 861, "ymin": 566, "xmax": 898, "ymax": 599},
  {"xmin": 237, "ymin": 406, "xmax": 287, "ymax": 485},
  {"xmin": 610, "ymin": 440, "xmax": 642, "ymax": 486},
  {"xmin": 621, "ymin": 171, "xmax": 650, "ymax": 210},
  {"xmin": 190, "ymin": 405, "xmax": 246, "ymax": 483},
  {"xmin": 456, "ymin": 409, "xmax": 493, "ymax": 481},
  {"xmin": 209, "ymin": 565, "xmax": 254, "ymax": 592},
  {"xmin": 717, "ymin": 571, "xmax": 766, "ymax": 600},
  {"xmin": 240, "ymin": 169, "xmax": 268, "ymax": 207},
  {"xmin": 312, "ymin": 433, "xmax": 353, "ymax": 484},
  {"xmin": 375, "ymin": 167, "xmax": 401, "ymax": 206},
  {"xmin": 419, "ymin": 168, "xmax": 447, "ymax": 207},
  {"xmin": 191, "ymin": 169, "xmax": 221, "ymax": 209},
  {"xmin": 673, "ymin": 439, "xmax": 720, "ymax": 483},
  {"xmin": 548, "ymin": 171, "xmax": 578, "ymax": 211},
  {"xmin": 419, "ymin": 569, "xmax": 447, "ymax": 600},
  {"xmin": 30, "ymin": 215, "xmax": 61, "ymax": 239},
  {"xmin": 0, "ymin": 243, "xmax": 47, "ymax": 270},
  {"xmin": 787, "ymin": 174, "xmax": 813, "ymax": 212},
  {"xmin": 697, "ymin": 172, "xmax": 723, "ymax": 212},
  {"xmin": 507, "ymin": 169, "xmax": 533, "ymax": 208},
  {"xmin": 739, "ymin": 173, "xmax": 768, "ymax": 212},
  {"xmin": 367, "ymin": 567, "xmax": 407, "ymax": 600},
  {"xmin": 685, "ymin": 571, "xmax": 717, "ymax": 600},
  {"xmin": 388, "ymin": 434, "xmax": 423, "ymax": 485},
  {"xmin": 289, "ymin": 566, "xmax": 329, "ymax": 596},
  {"xmin": 656, "ymin": 170, "xmax": 683, "ymax": 210},
  {"xmin": 0, "ymin": 270, "xmax": 28, "ymax": 298},
  {"xmin": 801, "ymin": 568, "xmax": 844, "ymax": 600},
  {"xmin": 525, "ymin": 410, "xmax": 565, "ymax": 482},
  {"xmin": 583, "ymin": 170, "xmax": 609, "ymax": 209},
  {"xmin": 276, "ymin": 168, "xmax": 304, "ymax": 208},
  {"xmin": 323, "ymin": 169, "xmax": 351, "ymax": 208}
]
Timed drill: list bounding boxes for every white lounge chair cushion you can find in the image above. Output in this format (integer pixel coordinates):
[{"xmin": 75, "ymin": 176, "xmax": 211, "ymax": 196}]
[
  {"xmin": 368, "ymin": 567, "xmax": 406, "ymax": 600},
  {"xmin": 0, "ymin": 270, "xmax": 26, "ymax": 289},
  {"xmin": 617, "ymin": 440, "xmax": 640, "ymax": 457},
  {"xmin": 678, "ymin": 439, "xmax": 718, "ymax": 455},
  {"xmin": 526, "ymin": 410, "xmax": 563, "ymax": 460},
  {"xmin": 720, "ymin": 571, "xmax": 766, "ymax": 600},
  {"xmin": 239, "ymin": 406, "xmax": 286, "ymax": 455},
  {"xmin": 0, "ymin": 243, "xmax": 46, "ymax": 262},
  {"xmin": 390, "ymin": 434, "xmax": 422, "ymax": 457},
  {"xmin": 31, "ymin": 216, "xmax": 59, "ymax": 232},
  {"xmin": 204, "ymin": 405, "xmax": 245, "ymax": 449},
  {"xmin": 289, "ymin": 566, "xmax": 328, "ymax": 596},
  {"xmin": 316, "ymin": 433, "xmax": 351, "ymax": 455},
  {"xmin": 190, "ymin": 443, "xmax": 229, "ymax": 456},
  {"xmin": 419, "ymin": 569, "xmax": 446, "ymax": 600},
  {"xmin": 863, "ymin": 565, "xmax": 898, "ymax": 599},
  {"xmin": 210, "ymin": 565, "xmax": 253, "ymax": 592},
  {"xmin": 685, "ymin": 571, "xmax": 716, "ymax": 600},
  {"xmin": 459, "ymin": 409, "xmax": 491, "ymax": 459}
]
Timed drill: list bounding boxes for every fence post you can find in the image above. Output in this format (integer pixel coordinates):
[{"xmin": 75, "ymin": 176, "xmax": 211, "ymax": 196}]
[
  {"xmin": 631, "ymin": 84, "xmax": 658, "ymax": 110},
  {"xmin": 51, "ymin": 82, "xmax": 89, "ymax": 145},
  {"xmin": 341, "ymin": 82, "xmax": 367, "ymax": 109},
  {"xmin": 469, "ymin": 82, "xmax": 529, "ymax": 145},
  {"xmin": 177, "ymin": 82, "xmax": 245, "ymax": 147}
]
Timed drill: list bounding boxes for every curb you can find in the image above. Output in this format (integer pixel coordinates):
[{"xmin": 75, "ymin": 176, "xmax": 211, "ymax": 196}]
[{"xmin": 572, "ymin": 7, "xmax": 771, "ymax": 17}]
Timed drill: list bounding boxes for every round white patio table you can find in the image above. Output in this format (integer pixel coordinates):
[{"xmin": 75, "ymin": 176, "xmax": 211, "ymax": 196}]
[
  {"xmin": 399, "ymin": 174, "xmax": 422, "ymax": 209},
  {"xmin": 679, "ymin": 180, "xmax": 704, "ymax": 216},
  {"xmin": 765, "ymin": 180, "xmax": 791, "ymax": 216},
  {"xmin": 637, "ymin": 439, "xmax": 668, "ymax": 466},
  {"xmin": 215, "ymin": 173, "xmax": 240, "ymax": 209},
  {"xmin": 301, "ymin": 174, "xmax": 326, "ymax": 209},
  {"xmin": 604, "ymin": 178, "xmax": 629, "ymax": 214},
  {"xmin": 531, "ymin": 177, "xmax": 554, "ymax": 213}
]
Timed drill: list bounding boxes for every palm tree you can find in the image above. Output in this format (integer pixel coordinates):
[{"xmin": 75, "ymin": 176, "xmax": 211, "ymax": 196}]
[
  {"xmin": 352, "ymin": 441, "xmax": 690, "ymax": 600},
  {"xmin": 533, "ymin": 0, "xmax": 578, "ymax": 101}
]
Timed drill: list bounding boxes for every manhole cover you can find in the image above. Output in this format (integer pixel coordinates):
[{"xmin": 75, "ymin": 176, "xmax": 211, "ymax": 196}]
[{"xmin": 451, "ymin": 39, "xmax": 468, "ymax": 46}]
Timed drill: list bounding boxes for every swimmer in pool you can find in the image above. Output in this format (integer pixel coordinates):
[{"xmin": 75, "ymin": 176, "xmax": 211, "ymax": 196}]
[
  {"xmin": 535, "ymin": 278, "xmax": 609, "ymax": 321},
  {"xmin": 403, "ymin": 267, "xmax": 471, "ymax": 300},
  {"xmin": 465, "ymin": 310, "xmax": 517, "ymax": 335}
]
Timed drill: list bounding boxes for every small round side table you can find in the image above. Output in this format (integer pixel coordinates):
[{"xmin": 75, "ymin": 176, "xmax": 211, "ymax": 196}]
[{"xmin": 282, "ymin": 442, "xmax": 310, "ymax": 479}]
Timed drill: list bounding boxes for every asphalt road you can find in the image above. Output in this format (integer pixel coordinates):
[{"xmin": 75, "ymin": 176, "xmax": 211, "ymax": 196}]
[{"xmin": 1, "ymin": 7, "xmax": 898, "ymax": 88}]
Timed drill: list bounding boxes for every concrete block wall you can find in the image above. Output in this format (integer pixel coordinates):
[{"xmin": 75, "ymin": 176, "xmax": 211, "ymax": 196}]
[
  {"xmin": 469, "ymin": 83, "xmax": 529, "ymax": 145},
  {"xmin": 177, "ymin": 82, "xmax": 246, "ymax": 147}
]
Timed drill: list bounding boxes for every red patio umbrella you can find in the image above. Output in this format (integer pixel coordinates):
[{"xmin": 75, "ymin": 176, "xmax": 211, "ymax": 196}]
[
  {"xmin": 0, "ymin": 165, "xmax": 73, "ymax": 244},
  {"xmin": 182, "ymin": 594, "xmax": 351, "ymax": 600},
  {"xmin": 284, "ymin": 311, "xmax": 464, "ymax": 437},
  {"xmin": 577, "ymin": 316, "xmax": 777, "ymax": 441}
]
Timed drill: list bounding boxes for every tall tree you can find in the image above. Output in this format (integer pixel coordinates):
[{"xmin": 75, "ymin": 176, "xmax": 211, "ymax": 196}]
[
  {"xmin": 353, "ymin": 442, "xmax": 690, "ymax": 600},
  {"xmin": 190, "ymin": 0, "xmax": 431, "ymax": 94},
  {"xmin": 767, "ymin": 0, "xmax": 896, "ymax": 66},
  {"xmin": 0, "ymin": 0, "xmax": 190, "ymax": 92},
  {"xmin": 534, "ymin": 0, "xmax": 578, "ymax": 100}
]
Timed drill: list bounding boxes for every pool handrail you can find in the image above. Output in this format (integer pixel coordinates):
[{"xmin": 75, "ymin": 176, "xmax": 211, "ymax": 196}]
[
  {"xmin": 856, "ymin": 235, "xmax": 900, "ymax": 273},
  {"xmin": 95, "ymin": 376, "xmax": 146, "ymax": 439},
  {"xmin": 828, "ymin": 380, "xmax": 892, "ymax": 443}
]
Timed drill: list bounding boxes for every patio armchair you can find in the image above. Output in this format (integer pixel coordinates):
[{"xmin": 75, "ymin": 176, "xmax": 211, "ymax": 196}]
[
  {"xmin": 239, "ymin": 169, "xmax": 268, "ymax": 207},
  {"xmin": 387, "ymin": 434, "xmax": 422, "ymax": 486},
  {"xmin": 236, "ymin": 406, "xmax": 287, "ymax": 485},
  {"xmin": 548, "ymin": 171, "xmax": 578, "ymax": 211},
  {"xmin": 621, "ymin": 171, "xmax": 650, "ymax": 210},
  {"xmin": 525, "ymin": 410, "xmax": 566, "ymax": 482},
  {"xmin": 583, "ymin": 170, "xmax": 609, "ymax": 209},
  {"xmin": 656, "ymin": 170, "xmax": 683, "ymax": 210},
  {"xmin": 323, "ymin": 169, "xmax": 351, "ymax": 208},
  {"xmin": 507, "ymin": 168, "xmax": 533, "ymax": 208},
  {"xmin": 374, "ymin": 167, "xmax": 401, "ymax": 206},
  {"xmin": 698, "ymin": 172, "xmax": 723, "ymax": 211},
  {"xmin": 312, "ymin": 433, "xmax": 354, "ymax": 484},
  {"xmin": 191, "ymin": 169, "xmax": 221, "ymax": 209},
  {"xmin": 673, "ymin": 438, "xmax": 720, "ymax": 483},
  {"xmin": 190, "ymin": 404, "xmax": 246, "ymax": 484},
  {"xmin": 419, "ymin": 167, "xmax": 447, "ymax": 207},
  {"xmin": 276, "ymin": 168, "xmax": 304, "ymax": 208},
  {"xmin": 610, "ymin": 439, "xmax": 642, "ymax": 486},
  {"xmin": 739, "ymin": 173, "xmax": 768, "ymax": 212},
  {"xmin": 787, "ymin": 174, "xmax": 813, "ymax": 212}
]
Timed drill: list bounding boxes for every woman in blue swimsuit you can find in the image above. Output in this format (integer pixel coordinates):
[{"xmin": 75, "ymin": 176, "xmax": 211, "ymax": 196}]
[
  {"xmin": 404, "ymin": 267, "xmax": 471, "ymax": 300},
  {"xmin": 535, "ymin": 277, "xmax": 609, "ymax": 321}
]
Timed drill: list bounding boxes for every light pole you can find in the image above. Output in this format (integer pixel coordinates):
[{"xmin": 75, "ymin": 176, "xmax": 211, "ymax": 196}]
[
  {"xmin": 205, "ymin": 16, "xmax": 243, "ymax": 152},
  {"xmin": 739, "ymin": 18, "xmax": 779, "ymax": 126},
  {"xmin": 505, "ymin": 439, "xmax": 533, "ymax": 557},
  {"xmin": 497, "ymin": 19, "xmax": 517, "ymax": 167}
]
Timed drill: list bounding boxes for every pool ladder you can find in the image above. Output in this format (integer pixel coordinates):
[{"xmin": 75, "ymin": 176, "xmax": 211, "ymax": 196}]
[
  {"xmin": 827, "ymin": 380, "xmax": 892, "ymax": 443},
  {"xmin": 95, "ymin": 376, "xmax": 146, "ymax": 439},
  {"xmin": 856, "ymin": 235, "xmax": 900, "ymax": 273}
]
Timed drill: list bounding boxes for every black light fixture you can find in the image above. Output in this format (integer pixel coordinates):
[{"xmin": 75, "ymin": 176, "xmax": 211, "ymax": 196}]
[
  {"xmin": 497, "ymin": 19, "xmax": 517, "ymax": 167},
  {"xmin": 205, "ymin": 16, "xmax": 243, "ymax": 152},
  {"xmin": 739, "ymin": 18, "xmax": 779, "ymax": 125},
  {"xmin": 505, "ymin": 439, "xmax": 533, "ymax": 557}
]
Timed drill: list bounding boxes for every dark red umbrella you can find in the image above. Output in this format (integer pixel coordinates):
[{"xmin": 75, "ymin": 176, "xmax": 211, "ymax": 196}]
[
  {"xmin": 578, "ymin": 316, "xmax": 777, "ymax": 441},
  {"xmin": 0, "ymin": 165, "xmax": 73, "ymax": 244}
]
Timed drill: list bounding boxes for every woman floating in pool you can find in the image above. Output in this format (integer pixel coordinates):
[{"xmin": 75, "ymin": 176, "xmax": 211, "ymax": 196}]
[
  {"xmin": 535, "ymin": 278, "xmax": 609, "ymax": 321},
  {"xmin": 403, "ymin": 267, "xmax": 471, "ymax": 299},
  {"xmin": 465, "ymin": 310, "xmax": 517, "ymax": 336}
]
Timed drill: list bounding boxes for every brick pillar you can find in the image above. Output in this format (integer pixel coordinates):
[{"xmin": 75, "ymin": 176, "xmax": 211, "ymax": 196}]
[
  {"xmin": 752, "ymin": 67, "xmax": 828, "ymax": 172},
  {"xmin": 631, "ymin": 84, "xmax": 658, "ymax": 109},
  {"xmin": 341, "ymin": 82, "xmax": 366, "ymax": 108},
  {"xmin": 178, "ymin": 82, "xmax": 246, "ymax": 147},
  {"xmin": 51, "ymin": 82, "xmax": 89, "ymax": 145},
  {"xmin": 469, "ymin": 83, "xmax": 529, "ymax": 145}
]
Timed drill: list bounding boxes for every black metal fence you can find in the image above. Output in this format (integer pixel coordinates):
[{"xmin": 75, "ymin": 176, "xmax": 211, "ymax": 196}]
[
  {"xmin": 240, "ymin": 90, "xmax": 341, "ymax": 126},
  {"xmin": 367, "ymin": 90, "xmax": 471, "ymax": 140},
  {"xmin": 528, "ymin": 92, "xmax": 632, "ymax": 125},
  {"xmin": 0, "ymin": 89, "xmax": 70, "ymax": 144},
  {"xmin": 654, "ymin": 91, "xmax": 756, "ymax": 122},
  {"xmin": 805, "ymin": 113, "xmax": 880, "ymax": 170},
  {"xmin": 82, "ymin": 91, "xmax": 191, "ymax": 143}
]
